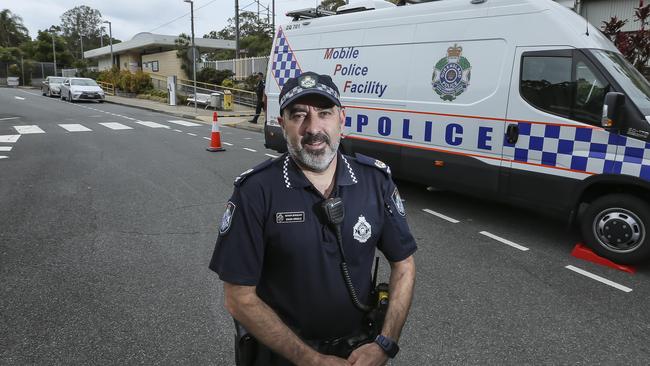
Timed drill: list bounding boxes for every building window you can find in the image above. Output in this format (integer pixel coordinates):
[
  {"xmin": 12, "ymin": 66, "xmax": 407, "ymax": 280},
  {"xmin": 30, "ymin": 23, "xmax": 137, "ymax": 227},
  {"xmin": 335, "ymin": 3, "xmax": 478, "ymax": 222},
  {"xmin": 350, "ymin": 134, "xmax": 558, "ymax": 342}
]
[{"xmin": 152, "ymin": 61, "xmax": 159, "ymax": 72}]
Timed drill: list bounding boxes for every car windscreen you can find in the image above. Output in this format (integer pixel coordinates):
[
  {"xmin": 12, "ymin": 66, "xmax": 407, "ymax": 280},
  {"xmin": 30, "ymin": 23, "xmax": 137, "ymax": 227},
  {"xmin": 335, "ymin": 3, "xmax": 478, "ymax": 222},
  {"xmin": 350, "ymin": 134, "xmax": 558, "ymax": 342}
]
[
  {"xmin": 591, "ymin": 50, "xmax": 650, "ymax": 116},
  {"xmin": 49, "ymin": 77, "xmax": 66, "ymax": 83},
  {"xmin": 70, "ymin": 79, "xmax": 99, "ymax": 86}
]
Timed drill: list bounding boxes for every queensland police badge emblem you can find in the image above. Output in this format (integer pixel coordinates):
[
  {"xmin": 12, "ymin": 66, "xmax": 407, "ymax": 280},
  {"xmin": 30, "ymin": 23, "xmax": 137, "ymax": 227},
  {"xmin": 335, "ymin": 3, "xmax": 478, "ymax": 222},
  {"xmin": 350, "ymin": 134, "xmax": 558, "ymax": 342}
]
[
  {"xmin": 353, "ymin": 215, "xmax": 372, "ymax": 243},
  {"xmin": 219, "ymin": 201, "xmax": 236, "ymax": 235},
  {"xmin": 432, "ymin": 44, "xmax": 471, "ymax": 101}
]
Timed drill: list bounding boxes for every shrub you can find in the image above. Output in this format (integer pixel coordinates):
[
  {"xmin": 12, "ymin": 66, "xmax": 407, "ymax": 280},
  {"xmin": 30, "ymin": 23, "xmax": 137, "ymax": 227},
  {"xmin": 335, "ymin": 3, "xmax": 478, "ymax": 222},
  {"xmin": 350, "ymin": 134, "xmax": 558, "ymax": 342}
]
[
  {"xmin": 221, "ymin": 78, "xmax": 234, "ymax": 88},
  {"xmin": 197, "ymin": 68, "xmax": 234, "ymax": 85}
]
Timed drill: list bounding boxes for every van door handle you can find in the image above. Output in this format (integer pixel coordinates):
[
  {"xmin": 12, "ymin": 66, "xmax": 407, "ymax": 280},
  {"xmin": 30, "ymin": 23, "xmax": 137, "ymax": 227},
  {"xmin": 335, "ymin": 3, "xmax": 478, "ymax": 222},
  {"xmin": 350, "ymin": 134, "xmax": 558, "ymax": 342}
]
[{"xmin": 506, "ymin": 124, "xmax": 519, "ymax": 144}]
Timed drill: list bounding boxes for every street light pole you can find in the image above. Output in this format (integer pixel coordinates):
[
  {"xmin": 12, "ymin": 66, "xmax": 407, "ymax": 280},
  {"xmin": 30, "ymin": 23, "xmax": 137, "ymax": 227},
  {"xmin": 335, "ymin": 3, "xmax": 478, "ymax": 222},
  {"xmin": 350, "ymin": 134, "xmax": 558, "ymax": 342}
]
[
  {"xmin": 184, "ymin": 0, "xmax": 197, "ymax": 114},
  {"xmin": 50, "ymin": 29, "xmax": 57, "ymax": 76},
  {"xmin": 103, "ymin": 21, "xmax": 114, "ymax": 68}
]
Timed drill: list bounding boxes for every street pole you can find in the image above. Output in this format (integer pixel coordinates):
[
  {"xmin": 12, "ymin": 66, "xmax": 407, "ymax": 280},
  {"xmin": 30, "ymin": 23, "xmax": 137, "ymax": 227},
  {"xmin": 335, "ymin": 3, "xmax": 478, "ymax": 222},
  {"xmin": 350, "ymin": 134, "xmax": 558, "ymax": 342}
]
[
  {"xmin": 51, "ymin": 30, "xmax": 57, "ymax": 76},
  {"xmin": 235, "ymin": 0, "xmax": 240, "ymax": 59},
  {"xmin": 100, "ymin": 27, "xmax": 104, "ymax": 47},
  {"xmin": 185, "ymin": 0, "xmax": 198, "ymax": 114},
  {"xmin": 272, "ymin": 0, "xmax": 275, "ymax": 37},
  {"xmin": 103, "ymin": 21, "xmax": 114, "ymax": 68}
]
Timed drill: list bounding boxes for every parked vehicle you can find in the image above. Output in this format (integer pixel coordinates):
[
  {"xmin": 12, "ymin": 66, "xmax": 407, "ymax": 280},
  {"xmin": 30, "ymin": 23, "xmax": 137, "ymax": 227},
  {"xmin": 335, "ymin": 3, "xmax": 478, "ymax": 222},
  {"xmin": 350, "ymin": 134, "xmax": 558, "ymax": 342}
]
[
  {"xmin": 60, "ymin": 78, "xmax": 105, "ymax": 103},
  {"xmin": 41, "ymin": 76, "xmax": 66, "ymax": 97},
  {"xmin": 263, "ymin": 0, "xmax": 650, "ymax": 264}
]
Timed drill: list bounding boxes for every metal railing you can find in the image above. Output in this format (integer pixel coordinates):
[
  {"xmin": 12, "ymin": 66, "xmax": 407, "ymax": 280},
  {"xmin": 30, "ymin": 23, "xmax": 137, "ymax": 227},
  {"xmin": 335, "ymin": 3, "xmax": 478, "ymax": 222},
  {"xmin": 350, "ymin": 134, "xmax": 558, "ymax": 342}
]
[
  {"xmin": 146, "ymin": 73, "xmax": 257, "ymax": 107},
  {"xmin": 97, "ymin": 80, "xmax": 115, "ymax": 96},
  {"xmin": 200, "ymin": 56, "xmax": 269, "ymax": 80}
]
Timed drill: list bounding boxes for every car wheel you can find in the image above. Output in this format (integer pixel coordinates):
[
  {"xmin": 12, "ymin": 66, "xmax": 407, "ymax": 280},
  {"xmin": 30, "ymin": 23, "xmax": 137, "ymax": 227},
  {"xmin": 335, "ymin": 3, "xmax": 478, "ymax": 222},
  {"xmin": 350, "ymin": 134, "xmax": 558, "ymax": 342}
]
[
  {"xmin": 69, "ymin": 92, "xmax": 74, "ymax": 103},
  {"xmin": 48, "ymin": 89, "xmax": 52, "ymax": 97},
  {"xmin": 580, "ymin": 194, "xmax": 650, "ymax": 264},
  {"xmin": 42, "ymin": 88, "xmax": 46, "ymax": 96}
]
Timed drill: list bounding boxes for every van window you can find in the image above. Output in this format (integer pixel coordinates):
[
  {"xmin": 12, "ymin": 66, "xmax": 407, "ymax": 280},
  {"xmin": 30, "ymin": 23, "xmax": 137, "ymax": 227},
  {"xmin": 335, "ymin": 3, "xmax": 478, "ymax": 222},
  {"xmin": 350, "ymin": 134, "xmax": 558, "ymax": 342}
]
[
  {"xmin": 521, "ymin": 56, "xmax": 573, "ymax": 119},
  {"xmin": 521, "ymin": 52, "xmax": 611, "ymax": 125}
]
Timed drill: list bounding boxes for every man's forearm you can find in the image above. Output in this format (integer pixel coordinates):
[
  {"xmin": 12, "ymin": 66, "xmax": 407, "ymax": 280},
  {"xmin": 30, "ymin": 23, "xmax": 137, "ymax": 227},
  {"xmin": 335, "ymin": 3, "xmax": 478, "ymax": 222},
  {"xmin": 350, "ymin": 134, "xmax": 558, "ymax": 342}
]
[
  {"xmin": 224, "ymin": 283, "xmax": 320, "ymax": 365},
  {"xmin": 381, "ymin": 255, "xmax": 416, "ymax": 341}
]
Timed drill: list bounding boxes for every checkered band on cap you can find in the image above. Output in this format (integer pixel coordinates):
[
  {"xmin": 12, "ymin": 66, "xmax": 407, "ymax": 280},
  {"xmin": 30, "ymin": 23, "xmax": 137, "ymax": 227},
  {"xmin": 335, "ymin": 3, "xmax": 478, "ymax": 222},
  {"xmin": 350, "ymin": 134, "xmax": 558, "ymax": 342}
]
[
  {"xmin": 279, "ymin": 83, "xmax": 340, "ymax": 109},
  {"xmin": 272, "ymin": 28, "xmax": 302, "ymax": 87}
]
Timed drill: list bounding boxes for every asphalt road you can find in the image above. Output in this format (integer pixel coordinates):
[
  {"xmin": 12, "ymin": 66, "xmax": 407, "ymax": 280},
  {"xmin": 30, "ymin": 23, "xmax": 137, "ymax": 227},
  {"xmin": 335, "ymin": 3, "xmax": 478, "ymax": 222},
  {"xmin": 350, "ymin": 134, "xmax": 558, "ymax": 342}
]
[{"xmin": 1, "ymin": 86, "xmax": 650, "ymax": 365}]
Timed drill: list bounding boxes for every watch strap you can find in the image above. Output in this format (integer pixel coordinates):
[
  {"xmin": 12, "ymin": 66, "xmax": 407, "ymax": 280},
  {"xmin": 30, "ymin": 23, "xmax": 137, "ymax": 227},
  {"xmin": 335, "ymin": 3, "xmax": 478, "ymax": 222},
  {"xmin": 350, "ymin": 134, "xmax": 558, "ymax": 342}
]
[{"xmin": 374, "ymin": 334, "xmax": 399, "ymax": 358}]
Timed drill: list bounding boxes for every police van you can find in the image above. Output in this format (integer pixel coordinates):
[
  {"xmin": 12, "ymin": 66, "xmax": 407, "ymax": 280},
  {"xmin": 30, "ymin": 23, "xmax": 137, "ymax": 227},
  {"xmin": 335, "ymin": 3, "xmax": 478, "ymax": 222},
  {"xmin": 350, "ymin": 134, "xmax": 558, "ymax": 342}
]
[{"xmin": 263, "ymin": 0, "xmax": 650, "ymax": 264}]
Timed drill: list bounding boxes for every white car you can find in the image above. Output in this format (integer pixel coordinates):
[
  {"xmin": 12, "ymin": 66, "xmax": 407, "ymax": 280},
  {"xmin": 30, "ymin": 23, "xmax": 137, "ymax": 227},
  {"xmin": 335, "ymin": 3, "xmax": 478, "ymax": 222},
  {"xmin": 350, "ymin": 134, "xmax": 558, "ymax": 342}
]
[{"xmin": 60, "ymin": 77, "xmax": 105, "ymax": 103}]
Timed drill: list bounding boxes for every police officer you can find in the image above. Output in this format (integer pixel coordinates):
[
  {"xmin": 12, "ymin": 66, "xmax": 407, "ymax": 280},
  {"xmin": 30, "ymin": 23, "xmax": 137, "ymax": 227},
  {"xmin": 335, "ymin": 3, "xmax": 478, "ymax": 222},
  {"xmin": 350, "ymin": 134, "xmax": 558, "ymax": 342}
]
[
  {"xmin": 249, "ymin": 72, "xmax": 265, "ymax": 124},
  {"xmin": 209, "ymin": 72, "xmax": 417, "ymax": 366}
]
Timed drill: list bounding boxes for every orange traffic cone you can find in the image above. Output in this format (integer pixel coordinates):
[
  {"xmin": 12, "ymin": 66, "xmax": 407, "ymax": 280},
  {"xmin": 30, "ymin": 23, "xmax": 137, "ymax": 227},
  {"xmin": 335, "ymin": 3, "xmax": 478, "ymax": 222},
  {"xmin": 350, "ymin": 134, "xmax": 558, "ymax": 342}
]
[{"xmin": 207, "ymin": 111, "xmax": 226, "ymax": 152}]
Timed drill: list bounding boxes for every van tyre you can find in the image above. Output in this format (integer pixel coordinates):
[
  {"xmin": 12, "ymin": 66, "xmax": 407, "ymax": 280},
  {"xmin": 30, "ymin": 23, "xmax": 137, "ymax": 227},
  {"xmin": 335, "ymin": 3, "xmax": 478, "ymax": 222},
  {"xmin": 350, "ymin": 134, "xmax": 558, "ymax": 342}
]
[{"xmin": 580, "ymin": 194, "xmax": 650, "ymax": 264}]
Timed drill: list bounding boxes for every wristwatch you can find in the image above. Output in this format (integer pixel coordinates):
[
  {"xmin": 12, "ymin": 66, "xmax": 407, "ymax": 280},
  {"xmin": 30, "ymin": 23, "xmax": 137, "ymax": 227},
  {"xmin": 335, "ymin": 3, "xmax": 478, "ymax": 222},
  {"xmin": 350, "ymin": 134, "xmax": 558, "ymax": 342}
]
[{"xmin": 374, "ymin": 334, "xmax": 399, "ymax": 358}]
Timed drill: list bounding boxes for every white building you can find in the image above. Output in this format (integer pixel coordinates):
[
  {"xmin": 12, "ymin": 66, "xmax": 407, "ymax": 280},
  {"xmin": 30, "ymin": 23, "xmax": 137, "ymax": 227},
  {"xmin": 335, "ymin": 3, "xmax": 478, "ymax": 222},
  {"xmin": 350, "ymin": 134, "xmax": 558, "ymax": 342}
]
[{"xmin": 555, "ymin": 0, "xmax": 646, "ymax": 32}]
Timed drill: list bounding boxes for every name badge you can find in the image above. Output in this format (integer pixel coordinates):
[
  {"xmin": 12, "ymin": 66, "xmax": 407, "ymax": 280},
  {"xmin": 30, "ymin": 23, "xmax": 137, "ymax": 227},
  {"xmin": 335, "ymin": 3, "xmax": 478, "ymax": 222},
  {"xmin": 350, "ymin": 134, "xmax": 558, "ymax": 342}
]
[{"xmin": 276, "ymin": 211, "xmax": 305, "ymax": 223}]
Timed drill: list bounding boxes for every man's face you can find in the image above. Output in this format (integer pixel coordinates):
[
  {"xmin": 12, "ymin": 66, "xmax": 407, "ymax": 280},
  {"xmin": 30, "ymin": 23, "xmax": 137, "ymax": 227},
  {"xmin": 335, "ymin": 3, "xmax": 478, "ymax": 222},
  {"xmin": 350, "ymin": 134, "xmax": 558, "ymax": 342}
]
[{"xmin": 278, "ymin": 95, "xmax": 345, "ymax": 173}]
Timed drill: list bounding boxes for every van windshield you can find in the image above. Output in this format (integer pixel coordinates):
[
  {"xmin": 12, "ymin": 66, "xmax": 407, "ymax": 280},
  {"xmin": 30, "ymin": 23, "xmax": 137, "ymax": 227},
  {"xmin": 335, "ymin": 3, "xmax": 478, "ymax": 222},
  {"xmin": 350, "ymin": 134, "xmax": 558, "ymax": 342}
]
[{"xmin": 591, "ymin": 50, "xmax": 650, "ymax": 117}]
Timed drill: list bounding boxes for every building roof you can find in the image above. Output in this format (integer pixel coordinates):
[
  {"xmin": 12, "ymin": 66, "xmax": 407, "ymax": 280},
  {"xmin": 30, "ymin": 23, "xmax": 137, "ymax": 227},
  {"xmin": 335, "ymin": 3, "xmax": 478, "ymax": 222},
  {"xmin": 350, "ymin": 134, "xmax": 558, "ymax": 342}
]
[{"xmin": 84, "ymin": 32, "xmax": 235, "ymax": 59}]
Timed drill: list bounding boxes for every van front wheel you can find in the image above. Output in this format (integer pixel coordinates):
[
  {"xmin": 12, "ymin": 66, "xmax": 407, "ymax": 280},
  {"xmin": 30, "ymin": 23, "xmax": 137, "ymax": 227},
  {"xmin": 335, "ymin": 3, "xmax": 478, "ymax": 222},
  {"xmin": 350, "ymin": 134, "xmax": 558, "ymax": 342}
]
[{"xmin": 580, "ymin": 194, "xmax": 650, "ymax": 264}]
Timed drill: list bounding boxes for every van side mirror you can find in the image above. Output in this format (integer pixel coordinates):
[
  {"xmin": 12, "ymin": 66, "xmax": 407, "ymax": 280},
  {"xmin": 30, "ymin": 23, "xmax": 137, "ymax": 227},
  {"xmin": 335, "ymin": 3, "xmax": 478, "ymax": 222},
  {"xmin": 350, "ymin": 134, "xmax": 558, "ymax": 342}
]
[{"xmin": 601, "ymin": 92, "xmax": 625, "ymax": 128}]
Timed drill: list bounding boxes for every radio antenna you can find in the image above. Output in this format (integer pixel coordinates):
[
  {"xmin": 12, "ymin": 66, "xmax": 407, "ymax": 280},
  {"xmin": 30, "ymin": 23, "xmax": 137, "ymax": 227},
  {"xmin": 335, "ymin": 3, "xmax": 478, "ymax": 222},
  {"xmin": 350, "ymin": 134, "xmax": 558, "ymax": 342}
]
[{"xmin": 585, "ymin": 7, "xmax": 589, "ymax": 36}]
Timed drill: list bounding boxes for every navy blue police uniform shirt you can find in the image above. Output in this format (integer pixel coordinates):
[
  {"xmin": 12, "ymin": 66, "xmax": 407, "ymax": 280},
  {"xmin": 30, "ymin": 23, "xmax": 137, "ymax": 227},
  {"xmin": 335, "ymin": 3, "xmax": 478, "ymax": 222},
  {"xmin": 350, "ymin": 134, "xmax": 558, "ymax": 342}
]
[{"xmin": 209, "ymin": 152, "xmax": 417, "ymax": 340}]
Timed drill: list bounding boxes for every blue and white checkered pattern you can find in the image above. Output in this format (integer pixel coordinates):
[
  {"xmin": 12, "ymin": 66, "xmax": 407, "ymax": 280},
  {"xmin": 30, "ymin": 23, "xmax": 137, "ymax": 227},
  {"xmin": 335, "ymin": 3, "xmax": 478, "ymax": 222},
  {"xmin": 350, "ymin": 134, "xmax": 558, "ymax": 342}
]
[
  {"xmin": 272, "ymin": 28, "xmax": 302, "ymax": 87},
  {"xmin": 503, "ymin": 122, "xmax": 650, "ymax": 181}
]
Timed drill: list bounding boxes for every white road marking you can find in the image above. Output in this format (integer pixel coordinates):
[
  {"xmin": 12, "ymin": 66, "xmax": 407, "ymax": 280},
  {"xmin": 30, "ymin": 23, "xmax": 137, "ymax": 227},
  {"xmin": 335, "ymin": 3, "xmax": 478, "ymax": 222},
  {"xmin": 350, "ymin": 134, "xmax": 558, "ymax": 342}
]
[
  {"xmin": 244, "ymin": 137, "xmax": 252, "ymax": 140},
  {"xmin": 265, "ymin": 153, "xmax": 278, "ymax": 158},
  {"xmin": 222, "ymin": 142, "xmax": 233, "ymax": 146},
  {"xmin": 173, "ymin": 129, "xmax": 183, "ymax": 132},
  {"xmin": 243, "ymin": 148, "xmax": 257, "ymax": 152},
  {"xmin": 59, "ymin": 124, "xmax": 92, "ymax": 132},
  {"xmin": 422, "ymin": 208, "xmax": 459, "ymax": 224},
  {"xmin": 0, "ymin": 155, "xmax": 7, "ymax": 159},
  {"xmin": 0, "ymin": 117, "xmax": 20, "ymax": 121},
  {"xmin": 187, "ymin": 133, "xmax": 197, "ymax": 136},
  {"xmin": 479, "ymin": 231, "xmax": 530, "ymax": 251},
  {"xmin": 565, "ymin": 265, "xmax": 632, "ymax": 293},
  {"xmin": 14, "ymin": 96, "xmax": 25, "ymax": 100},
  {"xmin": 14, "ymin": 125, "xmax": 45, "ymax": 134},
  {"xmin": 136, "ymin": 121, "xmax": 169, "ymax": 129},
  {"xmin": 202, "ymin": 137, "xmax": 210, "ymax": 140},
  {"xmin": 0, "ymin": 135, "xmax": 20, "ymax": 143},
  {"xmin": 168, "ymin": 120, "xmax": 201, "ymax": 127},
  {"xmin": 100, "ymin": 122, "xmax": 133, "ymax": 130},
  {"xmin": 125, "ymin": 117, "xmax": 136, "ymax": 120},
  {"xmin": 0, "ymin": 146, "xmax": 12, "ymax": 151}
]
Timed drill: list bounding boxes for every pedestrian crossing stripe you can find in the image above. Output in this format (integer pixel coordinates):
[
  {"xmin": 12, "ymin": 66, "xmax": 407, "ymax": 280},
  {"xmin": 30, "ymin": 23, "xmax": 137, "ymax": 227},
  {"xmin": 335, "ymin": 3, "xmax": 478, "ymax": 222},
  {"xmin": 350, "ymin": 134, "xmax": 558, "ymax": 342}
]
[
  {"xmin": 14, "ymin": 125, "xmax": 45, "ymax": 134},
  {"xmin": 0, "ymin": 156, "xmax": 7, "ymax": 159},
  {"xmin": 99, "ymin": 123, "xmax": 133, "ymax": 130},
  {"xmin": 0, "ymin": 135, "xmax": 20, "ymax": 143},
  {"xmin": 0, "ymin": 146, "xmax": 13, "ymax": 151},
  {"xmin": 59, "ymin": 124, "xmax": 92, "ymax": 132},
  {"xmin": 136, "ymin": 121, "xmax": 169, "ymax": 129},
  {"xmin": 167, "ymin": 120, "xmax": 201, "ymax": 127}
]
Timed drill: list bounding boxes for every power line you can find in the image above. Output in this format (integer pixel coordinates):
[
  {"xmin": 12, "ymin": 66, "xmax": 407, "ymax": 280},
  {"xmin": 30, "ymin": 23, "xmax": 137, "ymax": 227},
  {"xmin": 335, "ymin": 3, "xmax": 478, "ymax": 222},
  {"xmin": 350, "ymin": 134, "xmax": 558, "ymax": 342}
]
[{"xmin": 148, "ymin": 0, "xmax": 220, "ymax": 32}]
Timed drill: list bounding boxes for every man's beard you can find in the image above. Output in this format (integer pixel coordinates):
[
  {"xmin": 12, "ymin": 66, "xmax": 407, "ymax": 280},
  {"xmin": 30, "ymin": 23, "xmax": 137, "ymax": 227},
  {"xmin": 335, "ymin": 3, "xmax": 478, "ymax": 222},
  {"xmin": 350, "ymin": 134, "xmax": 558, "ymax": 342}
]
[{"xmin": 285, "ymin": 131, "xmax": 339, "ymax": 173}]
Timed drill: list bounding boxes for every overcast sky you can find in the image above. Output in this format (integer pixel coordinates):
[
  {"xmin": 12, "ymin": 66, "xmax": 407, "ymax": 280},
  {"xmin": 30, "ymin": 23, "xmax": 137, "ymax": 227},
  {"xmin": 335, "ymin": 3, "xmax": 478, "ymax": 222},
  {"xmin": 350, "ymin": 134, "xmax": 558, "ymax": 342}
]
[{"xmin": 5, "ymin": 0, "xmax": 326, "ymax": 42}]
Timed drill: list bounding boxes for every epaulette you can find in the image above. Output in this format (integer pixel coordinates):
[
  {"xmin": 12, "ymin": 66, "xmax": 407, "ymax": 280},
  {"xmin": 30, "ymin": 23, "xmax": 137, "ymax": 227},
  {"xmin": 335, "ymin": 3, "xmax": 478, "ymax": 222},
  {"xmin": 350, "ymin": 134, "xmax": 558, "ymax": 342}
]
[
  {"xmin": 354, "ymin": 153, "xmax": 391, "ymax": 176},
  {"xmin": 234, "ymin": 158, "xmax": 275, "ymax": 186}
]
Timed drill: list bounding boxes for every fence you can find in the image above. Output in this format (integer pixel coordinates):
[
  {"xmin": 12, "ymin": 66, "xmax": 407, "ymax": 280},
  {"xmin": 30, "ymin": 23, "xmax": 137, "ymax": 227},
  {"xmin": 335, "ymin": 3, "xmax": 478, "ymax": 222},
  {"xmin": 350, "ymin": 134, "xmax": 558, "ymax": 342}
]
[
  {"xmin": 200, "ymin": 56, "xmax": 269, "ymax": 80},
  {"xmin": 149, "ymin": 73, "xmax": 256, "ymax": 107},
  {"xmin": 0, "ymin": 61, "xmax": 58, "ymax": 87}
]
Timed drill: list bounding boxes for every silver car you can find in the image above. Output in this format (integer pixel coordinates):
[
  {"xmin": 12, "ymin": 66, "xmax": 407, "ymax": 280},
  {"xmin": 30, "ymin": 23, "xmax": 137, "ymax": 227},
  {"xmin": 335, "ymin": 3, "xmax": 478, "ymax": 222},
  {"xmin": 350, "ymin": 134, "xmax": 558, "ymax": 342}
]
[
  {"xmin": 60, "ymin": 77, "xmax": 106, "ymax": 103},
  {"xmin": 41, "ymin": 76, "xmax": 66, "ymax": 97}
]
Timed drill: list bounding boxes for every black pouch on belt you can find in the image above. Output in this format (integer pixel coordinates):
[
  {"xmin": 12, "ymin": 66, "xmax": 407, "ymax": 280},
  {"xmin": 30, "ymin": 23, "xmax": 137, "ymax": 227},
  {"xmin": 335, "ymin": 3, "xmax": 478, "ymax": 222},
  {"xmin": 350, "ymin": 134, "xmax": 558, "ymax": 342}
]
[{"xmin": 234, "ymin": 319, "xmax": 258, "ymax": 366}]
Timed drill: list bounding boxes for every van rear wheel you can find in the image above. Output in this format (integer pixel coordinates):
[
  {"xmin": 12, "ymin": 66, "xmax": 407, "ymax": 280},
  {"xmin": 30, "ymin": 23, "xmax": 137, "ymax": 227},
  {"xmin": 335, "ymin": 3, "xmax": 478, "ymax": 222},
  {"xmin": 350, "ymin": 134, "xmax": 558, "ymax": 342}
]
[{"xmin": 580, "ymin": 194, "xmax": 650, "ymax": 264}]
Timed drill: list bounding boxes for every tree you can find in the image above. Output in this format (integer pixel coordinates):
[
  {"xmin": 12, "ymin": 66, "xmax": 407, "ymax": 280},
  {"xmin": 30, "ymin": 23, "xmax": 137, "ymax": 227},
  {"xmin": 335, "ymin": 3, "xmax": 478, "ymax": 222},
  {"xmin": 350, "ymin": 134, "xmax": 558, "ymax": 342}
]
[
  {"xmin": 60, "ymin": 5, "xmax": 103, "ymax": 59},
  {"xmin": 204, "ymin": 11, "xmax": 273, "ymax": 60},
  {"xmin": 175, "ymin": 33, "xmax": 193, "ymax": 79},
  {"xmin": 319, "ymin": 0, "xmax": 346, "ymax": 11},
  {"xmin": 0, "ymin": 9, "xmax": 30, "ymax": 47},
  {"xmin": 602, "ymin": 1, "xmax": 650, "ymax": 76},
  {"xmin": 30, "ymin": 29, "xmax": 74, "ymax": 66}
]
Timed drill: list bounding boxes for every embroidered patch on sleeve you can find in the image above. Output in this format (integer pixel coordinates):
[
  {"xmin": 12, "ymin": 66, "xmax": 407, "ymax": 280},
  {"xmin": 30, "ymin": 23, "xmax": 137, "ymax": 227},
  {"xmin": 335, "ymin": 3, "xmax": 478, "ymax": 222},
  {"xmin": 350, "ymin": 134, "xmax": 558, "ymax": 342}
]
[
  {"xmin": 391, "ymin": 188, "xmax": 406, "ymax": 217},
  {"xmin": 219, "ymin": 201, "xmax": 236, "ymax": 235}
]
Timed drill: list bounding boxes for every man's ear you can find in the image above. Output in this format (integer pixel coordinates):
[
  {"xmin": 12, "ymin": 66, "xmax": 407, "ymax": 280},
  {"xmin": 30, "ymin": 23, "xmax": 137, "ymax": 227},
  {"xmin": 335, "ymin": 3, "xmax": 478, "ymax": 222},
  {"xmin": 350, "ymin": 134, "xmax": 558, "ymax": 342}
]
[
  {"xmin": 338, "ymin": 107, "xmax": 346, "ymax": 128},
  {"xmin": 277, "ymin": 115, "xmax": 285, "ymax": 128}
]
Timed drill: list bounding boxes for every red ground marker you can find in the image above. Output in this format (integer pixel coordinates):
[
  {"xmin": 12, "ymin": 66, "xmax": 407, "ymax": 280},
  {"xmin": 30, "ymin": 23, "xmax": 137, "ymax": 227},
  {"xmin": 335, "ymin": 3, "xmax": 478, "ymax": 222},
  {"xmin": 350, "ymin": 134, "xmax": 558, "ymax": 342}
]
[{"xmin": 571, "ymin": 243, "xmax": 636, "ymax": 274}]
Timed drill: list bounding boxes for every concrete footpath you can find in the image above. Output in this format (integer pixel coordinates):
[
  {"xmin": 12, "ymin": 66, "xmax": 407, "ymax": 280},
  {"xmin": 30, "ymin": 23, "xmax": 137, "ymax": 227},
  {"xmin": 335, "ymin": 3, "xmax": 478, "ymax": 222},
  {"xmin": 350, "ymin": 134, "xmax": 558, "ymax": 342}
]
[{"xmin": 105, "ymin": 95, "xmax": 265, "ymax": 133}]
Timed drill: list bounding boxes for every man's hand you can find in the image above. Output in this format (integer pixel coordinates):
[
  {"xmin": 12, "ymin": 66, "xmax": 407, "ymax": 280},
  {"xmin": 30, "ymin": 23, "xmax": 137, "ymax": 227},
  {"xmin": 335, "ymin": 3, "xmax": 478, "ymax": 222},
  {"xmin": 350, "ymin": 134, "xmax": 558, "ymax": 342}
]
[
  {"xmin": 310, "ymin": 354, "xmax": 352, "ymax": 366},
  {"xmin": 347, "ymin": 343, "xmax": 388, "ymax": 366}
]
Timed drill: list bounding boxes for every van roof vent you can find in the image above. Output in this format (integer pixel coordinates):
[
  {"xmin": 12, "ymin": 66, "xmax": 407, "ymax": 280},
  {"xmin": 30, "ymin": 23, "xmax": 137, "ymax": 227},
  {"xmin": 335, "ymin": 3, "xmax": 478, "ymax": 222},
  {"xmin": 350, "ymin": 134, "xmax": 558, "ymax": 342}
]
[
  {"xmin": 286, "ymin": 7, "xmax": 336, "ymax": 20},
  {"xmin": 337, "ymin": 0, "xmax": 396, "ymax": 14}
]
